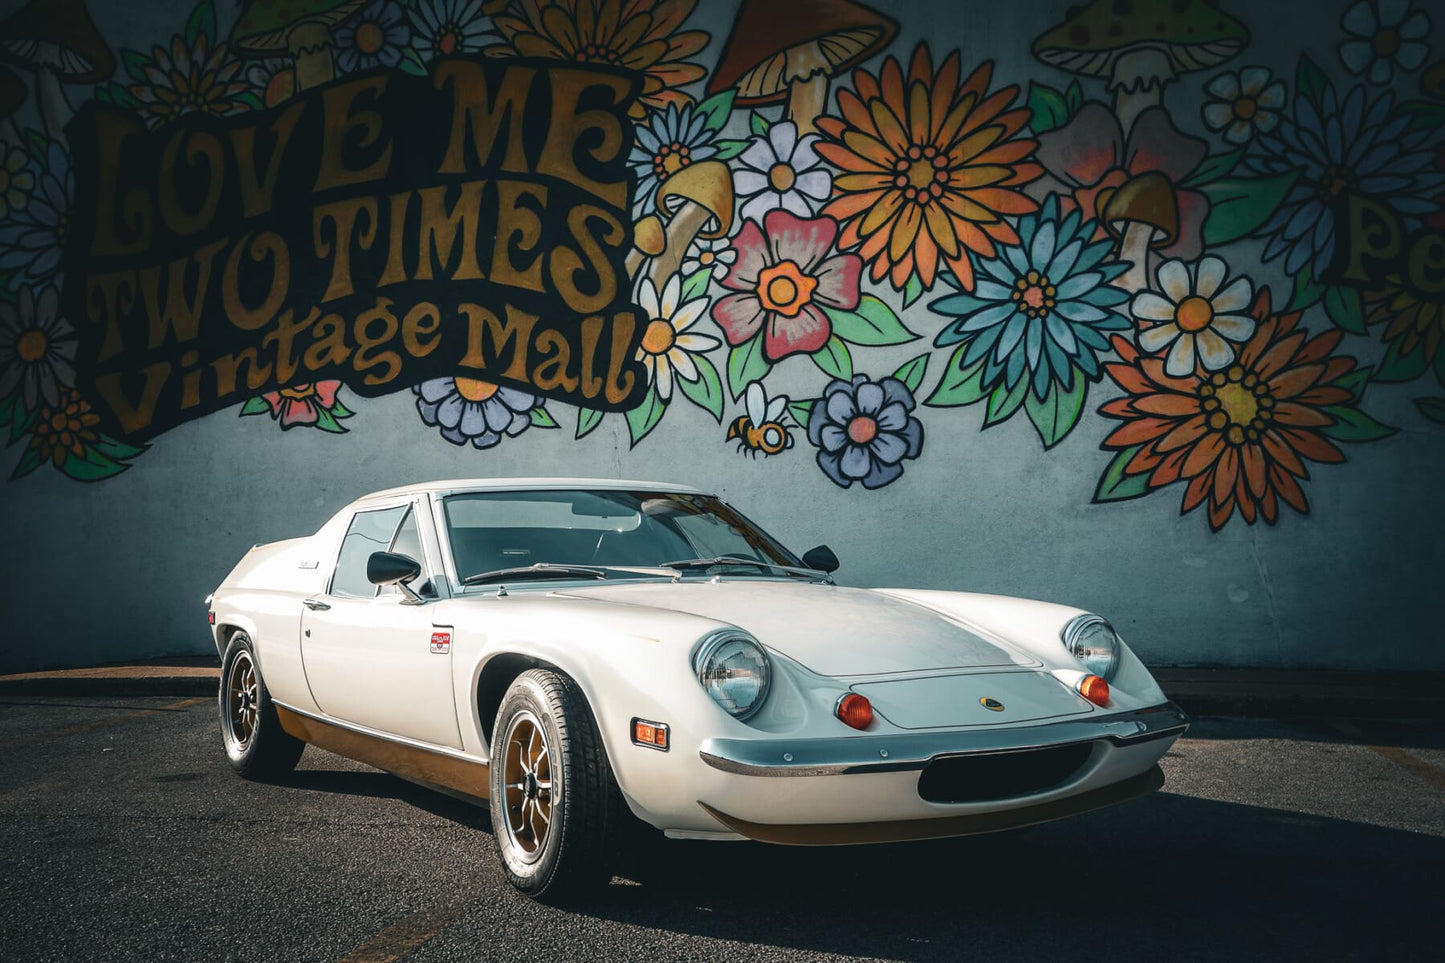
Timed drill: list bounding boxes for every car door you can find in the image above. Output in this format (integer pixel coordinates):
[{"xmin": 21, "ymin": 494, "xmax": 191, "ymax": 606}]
[{"xmin": 300, "ymin": 501, "xmax": 462, "ymax": 749}]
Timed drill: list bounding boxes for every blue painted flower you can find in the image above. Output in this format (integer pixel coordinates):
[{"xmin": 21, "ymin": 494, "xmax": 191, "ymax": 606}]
[
  {"xmin": 930, "ymin": 195, "xmax": 1130, "ymax": 400},
  {"xmin": 629, "ymin": 103, "xmax": 718, "ymax": 212},
  {"xmin": 410, "ymin": 0, "xmax": 496, "ymax": 61},
  {"xmin": 807, "ymin": 375, "xmax": 923, "ymax": 490},
  {"xmin": 335, "ymin": 0, "xmax": 411, "ymax": 73},
  {"xmin": 0, "ymin": 137, "xmax": 71, "ymax": 292},
  {"xmin": 414, "ymin": 376, "xmax": 539, "ymax": 448},
  {"xmin": 1338, "ymin": 0, "xmax": 1431, "ymax": 86},
  {"xmin": 1244, "ymin": 80, "xmax": 1445, "ymax": 278}
]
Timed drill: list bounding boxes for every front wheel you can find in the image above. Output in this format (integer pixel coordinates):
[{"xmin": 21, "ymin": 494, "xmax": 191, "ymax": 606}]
[
  {"xmin": 489, "ymin": 669, "xmax": 623, "ymax": 900},
  {"xmin": 219, "ymin": 632, "xmax": 304, "ymax": 779}
]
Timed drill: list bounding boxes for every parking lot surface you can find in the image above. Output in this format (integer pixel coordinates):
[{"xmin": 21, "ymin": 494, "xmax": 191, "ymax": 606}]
[{"xmin": 0, "ymin": 695, "xmax": 1440, "ymax": 962}]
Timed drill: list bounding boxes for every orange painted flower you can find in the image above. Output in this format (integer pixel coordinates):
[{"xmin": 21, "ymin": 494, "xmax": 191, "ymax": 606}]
[
  {"xmin": 1366, "ymin": 273, "xmax": 1445, "ymax": 383},
  {"xmin": 492, "ymin": 0, "xmax": 707, "ymax": 118},
  {"xmin": 1098, "ymin": 289, "xmax": 1366, "ymax": 530},
  {"xmin": 815, "ymin": 45, "xmax": 1042, "ymax": 292},
  {"xmin": 28, "ymin": 389, "xmax": 101, "ymax": 469}
]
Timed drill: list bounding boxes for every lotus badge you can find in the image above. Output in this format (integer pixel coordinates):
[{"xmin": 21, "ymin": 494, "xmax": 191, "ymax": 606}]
[{"xmin": 980, "ymin": 697, "xmax": 1004, "ymax": 711}]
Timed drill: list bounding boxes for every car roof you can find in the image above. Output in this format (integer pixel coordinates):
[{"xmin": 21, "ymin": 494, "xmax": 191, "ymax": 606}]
[{"xmin": 351, "ymin": 477, "xmax": 707, "ymax": 506}]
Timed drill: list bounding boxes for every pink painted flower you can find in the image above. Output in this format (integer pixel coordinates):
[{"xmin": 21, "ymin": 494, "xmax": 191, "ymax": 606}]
[
  {"xmin": 261, "ymin": 381, "xmax": 342, "ymax": 427},
  {"xmin": 711, "ymin": 210, "xmax": 862, "ymax": 363}
]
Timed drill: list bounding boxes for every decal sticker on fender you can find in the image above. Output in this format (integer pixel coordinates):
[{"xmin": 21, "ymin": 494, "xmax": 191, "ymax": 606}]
[{"xmin": 430, "ymin": 631, "xmax": 451, "ymax": 654}]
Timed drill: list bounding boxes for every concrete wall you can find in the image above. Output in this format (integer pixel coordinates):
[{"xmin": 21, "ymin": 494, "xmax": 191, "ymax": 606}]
[{"xmin": 1, "ymin": 0, "xmax": 1442, "ymax": 672}]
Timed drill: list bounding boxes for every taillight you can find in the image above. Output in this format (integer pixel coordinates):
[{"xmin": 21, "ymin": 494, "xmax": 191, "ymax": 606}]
[
  {"xmin": 835, "ymin": 693, "xmax": 874, "ymax": 730},
  {"xmin": 1079, "ymin": 674, "xmax": 1110, "ymax": 706}
]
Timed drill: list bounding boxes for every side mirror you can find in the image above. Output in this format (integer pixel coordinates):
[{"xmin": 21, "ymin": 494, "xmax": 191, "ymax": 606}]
[
  {"xmin": 367, "ymin": 551, "xmax": 421, "ymax": 586},
  {"xmin": 801, "ymin": 545, "xmax": 839, "ymax": 573}
]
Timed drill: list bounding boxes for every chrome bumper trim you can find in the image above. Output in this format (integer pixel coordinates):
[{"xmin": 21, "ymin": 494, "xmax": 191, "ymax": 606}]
[{"xmin": 698, "ymin": 702, "xmax": 1188, "ymax": 777}]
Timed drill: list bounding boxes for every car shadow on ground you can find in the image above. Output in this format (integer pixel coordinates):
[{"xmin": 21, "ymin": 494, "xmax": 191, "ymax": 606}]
[
  {"xmin": 573, "ymin": 792, "xmax": 1442, "ymax": 961},
  {"xmin": 277, "ymin": 768, "xmax": 494, "ymax": 831}
]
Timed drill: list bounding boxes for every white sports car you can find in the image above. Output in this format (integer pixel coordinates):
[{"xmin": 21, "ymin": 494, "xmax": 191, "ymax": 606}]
[{"xmin": 208, "ymin": 478, "xmax": 1187, "ymax": 899}]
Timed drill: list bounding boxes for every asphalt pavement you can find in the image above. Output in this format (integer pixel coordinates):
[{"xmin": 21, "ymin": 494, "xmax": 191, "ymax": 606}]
[{"xmin": 0, "ymin": 694, "xmax": 1441, "ymax": 962}]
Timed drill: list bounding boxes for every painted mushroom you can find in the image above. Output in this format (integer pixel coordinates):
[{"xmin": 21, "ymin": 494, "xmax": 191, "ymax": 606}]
[
  {"xmin": 707, "ymin": 0, "xmax": 897, "ymax": 136},
  {"xmin": 1098, "ymin": 170, "xmax": 1179, "ymax": 292},
  {"xmin": 0, "ymin": 0, "xmax": 115, "ymax": 141},
  {"xmin": 230, "ymin": 0, "xmax": 365, "ymax": 93},
  {"xmin": 638, "ymin": 160, "xmax": 734, "ymax": 289},
  {"xmin": 1032, "ymin": 0, "xmax": 1248, "ymax": 136},
  {"xmin": 0, "ymin": 64, "xmax": 26, "ymax": 148}
]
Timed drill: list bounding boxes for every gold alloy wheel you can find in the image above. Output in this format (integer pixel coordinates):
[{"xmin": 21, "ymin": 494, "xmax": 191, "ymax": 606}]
[
  {"xmin": 226, "ymin": 650, "xmax": 259, "ymax": 751},
  {"xmin": 502, "ymin": 710, "xmax": 554, "ymax": 863}
]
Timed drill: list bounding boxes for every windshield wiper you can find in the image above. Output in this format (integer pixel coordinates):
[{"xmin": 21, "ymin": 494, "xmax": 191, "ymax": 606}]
[
  {"xmin": 660, "ymin": 556, "xmax": 833, "ymax": 582},
  {"xmin": 462, "ymin": 563, "xmax": 609, "ymax": 585}
]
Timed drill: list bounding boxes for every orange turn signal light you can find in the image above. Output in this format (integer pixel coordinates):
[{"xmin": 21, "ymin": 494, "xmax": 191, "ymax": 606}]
[
  {"xmin": 836, "ymin": 693, "xmax": 874, "ymax": 730},
  {"xmin": 1079, "ymin": 674, "xmax": 1110, "ymax": 706},
  {"xmin": 631, "ymin": 718, "xmax": 669, "ymax": 751}
]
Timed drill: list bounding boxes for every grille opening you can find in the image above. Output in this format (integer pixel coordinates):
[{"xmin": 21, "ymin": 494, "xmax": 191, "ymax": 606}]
[{"xmin": 917, "ymin": 742, "xmax": 1096, "ymax": 803}]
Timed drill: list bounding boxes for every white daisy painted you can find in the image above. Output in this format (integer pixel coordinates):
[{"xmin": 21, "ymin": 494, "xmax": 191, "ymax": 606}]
[
  {"xmin": 1132, "ymin": 257, "xmax": 1256, "ymax": 377},
  {"xmin": 731, "ymin": 121, "xmax": 832, "ymax": 224},
  {"xmin": 1201, "ymin": 67, "xmax": 1286, "ymax": 145},
  {"xmin": 636, "ymin": 275, "xmax": 719, "ymax": 401}
]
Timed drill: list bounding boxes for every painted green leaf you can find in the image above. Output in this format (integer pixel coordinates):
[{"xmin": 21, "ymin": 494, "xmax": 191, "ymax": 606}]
[
  {"xmin": 238, "ymin": 91, "xmax": 264, "ymax": 111},
  {"xmin": 122, "ymin": 49, "xmax": 152, "ymax": 83},
  {"xmin": 62, "ymin": 450, "xmax": 129, "ymax": 482},
  {"xmin": 680, "ymin": 267, "xmax": 712, "ymax": 304},
  {"xmin": 696, "ymin": 89, "xmax": 736, "ymax": 131},
  {"xmin": 1288, "ymin": 263, "xmax": 1326, "ymax": 312},
  {"xmin": 812, "ymin": 336, "xmax": 853, "ymax": 380},
  {"xmin": 9, "ymin": 446, "xmax": 41, "ymax": 480},
  {"xmin": 0, "ymin": 394, "xmax": 13, "ymax": 427},
  {"xmin": 1027, "ymin": 82, "xmax": 1068, "ymax": 134},
  {"xmin": 1373, "ymin": 339, "xmax": 1429, "ymax": 382},
  {"xmin": 676, "ymin": 356, "xmax": 725, "ymax": 422},
  {"xmin": 1414, "ymin": 396, "xmax": 1445, "ymax": 424},
  {"xmin": 314, "ymin": 407, "xmax": 347, "ymax": 433},
  {"xmin": 1322, "ymin": 285, "xmax": 1367, "ymax": 335},
  {"xmin": 185, "ymin": 0, "xmax": 216, "ymax": 45},
  {"xmin": 529, "ymin": 406, "xmax": 559, "ymax": 428},
  {"xmin": 1400, "ymin": 101, "xmax": 1445, "ymax": 133},
  {"xmin": 902, "ymin": 272, "xmax": 925, "ymax": 309},
  {"xmin": 1093, "ymin": 445, "xmax": 1153, "ymax": 503},
  {"xmin": 713, "ymin": 139, "xmax": 749, "ymax": 161},
  {"xmin": 625, "ymin": 383, "xmax": 666, "ymax": 446},
  {"xmin": 726, "ymin": 336, "xmax": 770, "ymax": 399},
  {"xmin": 1182, "ymin": 148, "xmax": 1245, "ymax": 188},
  {"xmin": 1321, "ymin": 405, "xmax": 1396, "ymax": 442},
  {"xmin": 891, "ymin": 353, "xmax": 929, "ymax": 394},
  {"xmin": 984, "ymin": 378, "xmax": 1028, "ymax": 426},
  {"xmin": 827, "ymin": 295, "xmax": 917, "ymax": 346},
  {"xmin": 925, "ymin": 350, "xmax": 989, "ymax": 407},
  {"xmin": 330, "ymin": 401, "xmax": 353, "ymax": 419},
  {"xmin": 576, "ymin": 407, "xmax": 604, "ymax": 439},
  {"xmin": 1199, "ymin": 170, "xmax": 1300, "ymax": 247},
  {"xmin": 94, "ymin": 85, "xmax": 115, "ymax": 105},
  {"xmin": 749, "ymin": 111, "xmax": 771, "ymax": 137},
  {"xmin": 92, "ymin": 436, "xmax": 146, "ymax": 459},
  {"xmin": 1023, "ymin": 371, "xmax": 1086, "ymax": 448},
  {"xmin": 240, "ymin": 397, "xmax": 270, "ymax": 416},
  {"xmin": 1064, "ymin": 80, "xmax": 1083, "ymax": 113},
  {"xmin": 399, "ymin": 47, "xmax": 429, "ymax": 76},
  {"xmin": 8, "ymin": 403, "xmax": 36, "ymax": 442},
  {"xmin": 787, "ymin": 400, "xmax": 815, "ymax": 427},
  {"xmin": 1296, "ymin": 54, "xmax": 1329, "ymax": 104},
  {"xmin": 1335, "ymin": 368, "xmax": 1370, "ymax": 402}
]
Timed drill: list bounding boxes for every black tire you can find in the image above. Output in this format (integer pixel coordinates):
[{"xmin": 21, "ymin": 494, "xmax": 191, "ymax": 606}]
[
  {"xmin": 489, "ymin": 669, "xmax": 623, "ymax": 900},
  {"xmin": 219, "ymin": 632, "xmax": 305, "ymax": 780}
]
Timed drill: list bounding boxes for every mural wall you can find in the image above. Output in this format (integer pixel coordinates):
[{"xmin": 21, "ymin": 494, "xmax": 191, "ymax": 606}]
[{"xmin": 0, "ymin": 0, "xmax": 1441, "ymax": 672}]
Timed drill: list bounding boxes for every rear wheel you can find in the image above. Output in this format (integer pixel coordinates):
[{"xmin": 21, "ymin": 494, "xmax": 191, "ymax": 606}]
[
  {"xmin": 489, "ymin": 669, "xmax": 623, "ymax": 900},
  {"xmin": 219, "ymin": 632, "xmax": 304, "ymax": 779}
]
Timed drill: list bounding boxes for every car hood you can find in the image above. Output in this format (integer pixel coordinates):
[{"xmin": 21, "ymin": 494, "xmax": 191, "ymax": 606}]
[{"xmin": 553, "ymin": 580, "xmax": 1034, "ymax": 676}]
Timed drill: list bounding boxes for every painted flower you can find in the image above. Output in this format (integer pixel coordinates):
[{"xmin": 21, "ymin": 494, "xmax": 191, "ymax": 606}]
[
  {"xmin": 0, "ymin": 286, "xmax": 76, "ymax": 410},
  {"xmin": 1132, "ymin": 257, "xmax": 1256, "ymax": 377},
  {"xmin": 1201, "ymin": 68, "xmax": 1285, "ymax": 145},
  {"xmin": 128, "ymin": 32, "xmax": 249, "ymax": 128},
  {"xmin": 411, "ymin": 0, "xmax": 500, "ymax": 61},
  {"xmin": 807, "ymin": 375, "xmax": 923, "ymax": 490},
  {"xmin": 252, "ymin": 381, "xmax": 351, "ymax": 431},
  {"xmin": 1100, "ymin": 289, "xmax": 1361, "ymax": 530},
  {"xmin": 1338, "ymin": 0, "xmax": 1431, "ymax": 85},
  {"xmin": 931, "ymin": 195, "xmax": 1131, "ymax": 399},
  {"xmin": 680, "ymin": 234, "xmax": 736, "ymax": 280},
  {"xmin": 635, "ymin": 274, "xmax": 718, "ymax": 401},
  {"xmin": 712, "ymin": 210, "xmax": 862, "ymax": 363},
  {"xmin": 336, "ymin": 0, "xmax": 412, "ymax": 72},
  {"xmin": 816, "ymin": 46, "xmax": 1042, "ymax": 291},
  {"xmin": 0, "ymin": 138, "xmax": 70, "ymax": 291},
  {"xmin": 1365, "ymin": 274, "xmax": 1445, "ymax": 384},
  {"xmin": 0, "ymin": 144, "xmax": 34, "ymax": 219},
  {"xmin": 629, "ymin": 103, "xmax": 718, "ymax": 211},
  {"xmin": 1031, "ymin": 104, "xmax": 1209, "ymax": 276},
  {"xmin": 415, "ymin": 376, "xmax": 539, "ymax": 448},
  {"xmin": 1245, "ymin": 80, "xmax": 1445, "ymax": 277},
  {"xmin": 245, "ymin": 58, "xmax": 296, "ymax": 108},
  {"xmin": 492, "ymin": 0, "xmax": 708, "ymax": 119},
  {"xmin": 732, "ymin": 121, "xmax": 832, "ymax": 223},
  {"xmin": 25, "ymin": 389, "xmax": 100, "ymax": 470}
]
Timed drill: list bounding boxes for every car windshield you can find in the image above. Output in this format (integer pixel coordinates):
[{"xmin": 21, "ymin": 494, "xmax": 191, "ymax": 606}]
[{"xmin": 442, "ymin": 490, "xmax": 802, "ymax": 584}]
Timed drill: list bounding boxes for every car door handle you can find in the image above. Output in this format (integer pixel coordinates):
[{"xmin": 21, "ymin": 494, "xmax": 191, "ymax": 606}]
[{"xmin": 303, "ymin": 599, "xmax": 331, "ymax": 611}]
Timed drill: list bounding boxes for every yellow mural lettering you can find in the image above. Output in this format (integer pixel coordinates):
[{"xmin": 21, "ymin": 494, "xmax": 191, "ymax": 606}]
[
  {"xmin": 434, "ymin": 60, "xmax": 535, "ymax": 176},
  {"xmin": 86, "ymin": 270, "xmax": 139, "ymax": 363},
  {"xmin": 158, "ymin": 130, "xmax": 225, "ymax": 238},
  {"xmin": 179, "ymin": 350, "xmax": 202, "ymax": 410},
  {"xmin": 532, "ymin": 328, "xmax": 579, "ymax": 394},
  {"xmin": 229, "ymin": 101, "xmax": 306, "ymax": 219},
  {"xmin": 95, "ymin": 363, "xmax": 170, "ymax": 435},
  {"xmin": 315, "ymin": 75, "xmax": 393, "ymax": 192},
  {"xmin": 402, "ymin": 302, "xmax": 442, "ymax": 358},
  {"xmin": 536, "ymin": 69, "xmax": 631, "ymax": 210},
  {"xmin": 1340, "ymin": 195, "xmax": 1402, "ymax": 283},
  {"xmin": 222, "ymin": 232, "xmax": 290, "ymax": 332},
  {"xmin": 459, "ymin": 302, "xmax": 535, "ymax": 383},
  {"xmin": 313, "ymin": 196, "xmax": 379, "ymax": 302},
  {"xmin": 261, "ymin": 307, "xmax": 320, "ymax": 385},
  {"xmin": 352, "ymin": 298, "xmax": 403, "ymax": 386},
  {"xmin": 415, "ymin": 181, "xmax": 487, "ymax": 281},
  {"xmin": 302, "ymin": 313, "xmax": 353, "ymax": 371},
  {"xmin": 211, "ymin": 347, "xmax": 274, "ymax": 399},
  {"xmin": 378, "ymin": 190, "xmax": 411, "ymax": 287},
  {"xmin": 551, "ymin": 204, "xmax": 624, "ymax": 315},
  {"xmin": 90, "ymin": 109, "xmax": 152, "ymax": 257},
  {"xmin": 1408, "ymin": 234, "xmax": 1445, "ymax": 296},
  {"xmin": 490, "ymin": 180, "xmax": 547, "ymax": 293},
  {"xmin": 141, "ymin": 239, "xmax": 226, "ymax": 350}
]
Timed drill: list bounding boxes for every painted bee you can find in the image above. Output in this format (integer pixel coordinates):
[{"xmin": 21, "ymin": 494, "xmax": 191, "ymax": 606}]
[{"xmin": 728, "ymin": 382, "xmax": 793, "ymax": 457}]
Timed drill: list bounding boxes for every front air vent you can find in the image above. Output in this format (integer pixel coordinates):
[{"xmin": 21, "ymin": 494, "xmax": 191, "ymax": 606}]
[{"xmin": 917, "ymin": 742, "xmax": 1095, "ymax": 803}]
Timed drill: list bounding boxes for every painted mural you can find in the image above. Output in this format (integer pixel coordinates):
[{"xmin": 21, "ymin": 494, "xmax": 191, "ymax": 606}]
[{"xmin": 0, "ymin": 0, "xmax": 1440, "ymax": 531}]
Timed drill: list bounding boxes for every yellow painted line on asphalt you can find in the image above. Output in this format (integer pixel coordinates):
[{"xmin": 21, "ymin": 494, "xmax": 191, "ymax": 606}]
[
  {"xmin": 335, "ymin": 908, "xmax": 463, "ymax": 963},
  {"xmin": 0, "ymin": 697, "xmax": 208, "ymax": 748}
]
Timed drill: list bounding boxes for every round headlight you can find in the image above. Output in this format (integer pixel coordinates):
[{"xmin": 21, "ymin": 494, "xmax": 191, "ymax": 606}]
[
  {"xmin": 693, "ymin": 632, "xmax": 770, "ymax": 720},
  {"xmin": 1061, "ymin": 614, "xmax": 1120, "ymax": 681}
]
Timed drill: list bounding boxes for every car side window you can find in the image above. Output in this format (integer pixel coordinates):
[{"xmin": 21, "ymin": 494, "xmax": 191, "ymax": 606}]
[
  {"xmin": 330, "ymin": 506, "xmax": 407, "ymax": 598},
  {"xmin": 379, "ymin": 507, "xmax": 427, "ymax": 597}
]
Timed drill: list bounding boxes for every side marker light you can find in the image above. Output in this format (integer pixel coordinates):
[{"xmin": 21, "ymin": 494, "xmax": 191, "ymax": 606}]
[
  {"xmin": 1079, "ymin": 674, "xmax": 1110, "ymax": 706},
  {"xmin": 632, "ymin": 718, "xmax": 669, "ymax": 751},
  {"xmin": 836, "ymin": 693, "xmax": 874, "ymax": 730}
]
